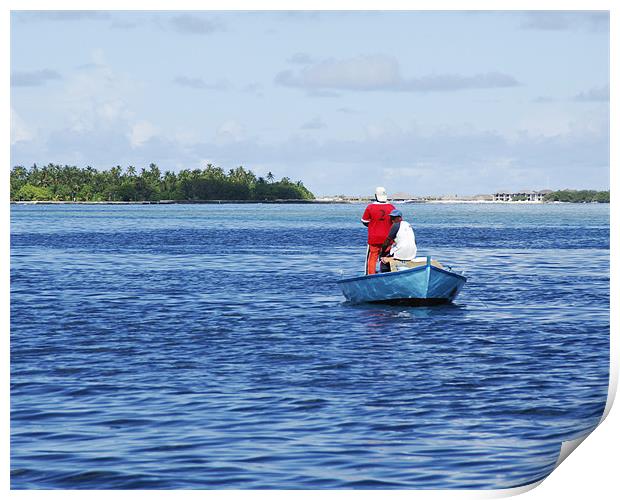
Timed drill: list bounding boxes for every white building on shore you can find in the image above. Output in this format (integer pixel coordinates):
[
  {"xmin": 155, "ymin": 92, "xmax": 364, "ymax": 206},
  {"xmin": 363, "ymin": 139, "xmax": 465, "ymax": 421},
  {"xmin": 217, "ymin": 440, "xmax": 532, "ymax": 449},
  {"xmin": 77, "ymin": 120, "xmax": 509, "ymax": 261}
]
[{"xmin": 493, "ymin": 190, "xmax": 552, "ymax": 202}]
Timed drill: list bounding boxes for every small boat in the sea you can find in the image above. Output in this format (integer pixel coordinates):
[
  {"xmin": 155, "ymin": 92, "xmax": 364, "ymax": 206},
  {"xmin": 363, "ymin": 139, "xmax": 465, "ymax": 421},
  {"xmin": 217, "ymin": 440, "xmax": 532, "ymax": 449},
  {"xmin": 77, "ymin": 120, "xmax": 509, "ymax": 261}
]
[{"xmin": 338, "ymin": 256, "xmax": 467, "ymax": 305}]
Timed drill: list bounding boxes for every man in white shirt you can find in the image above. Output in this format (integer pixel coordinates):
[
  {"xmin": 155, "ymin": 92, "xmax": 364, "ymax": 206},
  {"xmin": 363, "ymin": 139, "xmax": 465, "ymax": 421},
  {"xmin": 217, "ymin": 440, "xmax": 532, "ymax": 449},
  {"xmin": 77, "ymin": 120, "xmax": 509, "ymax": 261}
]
[{"xmin": 379, "ymin": 209, "xmax": 417, "ymax": 271}]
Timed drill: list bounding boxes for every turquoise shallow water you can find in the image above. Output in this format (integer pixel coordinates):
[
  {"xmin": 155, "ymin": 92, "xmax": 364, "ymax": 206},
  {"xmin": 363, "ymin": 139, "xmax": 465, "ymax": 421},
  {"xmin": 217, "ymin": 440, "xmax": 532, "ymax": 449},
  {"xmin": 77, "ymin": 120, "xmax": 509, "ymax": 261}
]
[{"xmin": 10, "ymin": 202, "xmax": 609, "ymax": 489}]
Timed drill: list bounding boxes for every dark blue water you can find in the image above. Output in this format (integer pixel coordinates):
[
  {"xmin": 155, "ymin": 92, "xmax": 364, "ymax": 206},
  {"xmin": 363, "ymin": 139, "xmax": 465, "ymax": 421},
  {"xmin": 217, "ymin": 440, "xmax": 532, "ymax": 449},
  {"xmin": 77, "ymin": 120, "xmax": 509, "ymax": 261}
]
[{"xmin": 11, "ymin": 203, "xmax": 609, "ymax": 489}]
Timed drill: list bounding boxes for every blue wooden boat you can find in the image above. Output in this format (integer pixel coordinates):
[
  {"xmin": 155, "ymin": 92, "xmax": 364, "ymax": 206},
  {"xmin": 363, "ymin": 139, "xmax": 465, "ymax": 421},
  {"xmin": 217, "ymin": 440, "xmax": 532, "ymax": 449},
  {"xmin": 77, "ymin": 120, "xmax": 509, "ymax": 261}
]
[{"xmin": 338, "ymin": 256, "xmax": 467, "ymax": 305}]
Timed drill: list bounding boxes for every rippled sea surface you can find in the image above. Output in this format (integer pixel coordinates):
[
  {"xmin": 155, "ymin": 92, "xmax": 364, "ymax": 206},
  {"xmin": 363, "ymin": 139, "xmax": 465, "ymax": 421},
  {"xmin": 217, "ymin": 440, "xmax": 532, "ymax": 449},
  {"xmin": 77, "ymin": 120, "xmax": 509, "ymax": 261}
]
[{"xmin": 10, "ymin": 203, "xmax": 609, "ymax": 489}]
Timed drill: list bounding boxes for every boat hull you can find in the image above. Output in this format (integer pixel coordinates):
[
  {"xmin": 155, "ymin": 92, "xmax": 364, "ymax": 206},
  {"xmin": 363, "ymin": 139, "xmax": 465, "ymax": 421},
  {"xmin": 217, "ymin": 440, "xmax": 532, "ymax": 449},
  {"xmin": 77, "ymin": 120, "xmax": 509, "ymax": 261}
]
[{"xmin": 338, "ymin": 260, "xmax": 467, "ymax": 305}]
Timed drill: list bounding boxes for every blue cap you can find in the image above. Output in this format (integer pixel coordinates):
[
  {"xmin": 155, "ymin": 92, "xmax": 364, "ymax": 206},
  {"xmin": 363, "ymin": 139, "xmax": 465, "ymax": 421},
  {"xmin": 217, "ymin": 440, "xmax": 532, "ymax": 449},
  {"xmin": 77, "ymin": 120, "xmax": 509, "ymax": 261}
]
[{"xmin": 389, "ymin": 209, "xmax": 402, "ymax": 217}]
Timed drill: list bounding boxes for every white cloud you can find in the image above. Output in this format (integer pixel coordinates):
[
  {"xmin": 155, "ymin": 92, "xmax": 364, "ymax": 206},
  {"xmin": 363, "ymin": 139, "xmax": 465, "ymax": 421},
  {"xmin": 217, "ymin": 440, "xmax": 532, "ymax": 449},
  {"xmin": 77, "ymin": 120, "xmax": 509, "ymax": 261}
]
[
  {"xmin": 306, "ymin": 89, "xmax": 341, "ymax": 98},
  {"xmin": 520, "ymin": 11, "xmax": 609, "ymax": 32},
  {"xmin": 58, "ymin": 53, "xmax": 137, "ymax": 134},
  {"xmin": 301, "ymin": 117, "xmax": 326, "ymax": 130},
  {"xmin": 174, "ymin": 129, "xmax": 202, "ymax": 146},
  {"xmin": 11, "ymin": 108, "xmax": 34, "ymax": 144},
  {"xmin": 215, "ymin": 120, "xmax": 244, "ymax": 144},
  {"xmin": 364, "ymin": 124, "xmax": 387, "ymax": 141},
  {"xmin": 241, "ymin": 83, "xmax": 264, "ymax": 97},
  {"xmin": 513, "ymin": 103, "xmax": 608, "ymax": 141},
  {"xmin": 15, "ymin": 11, "xmax": 111, "ymax": 23},
  {"xmin": 287, "ymin": 52, "xmax": 315, "ymax": 65},
  {"xmin": 276, "ymin": 54, "xmax": 519, "ymax": 92},
  {"xmin": 364, "ymin": 121, "xmax": 403, "ymax": 141},
  {"xmin": 514, "ymin": 111, "xmax": 572, "ymax": 138},
  {"xmin": 129, "ymin": 120, "xmax": 158, "ymax": 148},
  {"xmin": 11, "ymin": 115, "xmax": 608, "ymax": 195},
  {"xmin": 169, "ymin": 14, "xmax": 224, "ymax": 35},
  {"xmin": 11, "ymin": 69, "xmax": 61, "ymax": 87},
  {"xmin": 574, "ymin": 84, "xmax": 609, "ymax": 102},
  {"xmin": 174, "ymin": 76, "xmax": 232, "ymax": 91},
  {"xmin": 91, "ymin": 48, "xmax": 106, "ymax": 66},
  {"xmin": 277, "ymin": 55, "xmax": 400, "ymax": 91},
  {"xmin": 532, "ymin": 96, "xmax": 554, "ymax": 103}
]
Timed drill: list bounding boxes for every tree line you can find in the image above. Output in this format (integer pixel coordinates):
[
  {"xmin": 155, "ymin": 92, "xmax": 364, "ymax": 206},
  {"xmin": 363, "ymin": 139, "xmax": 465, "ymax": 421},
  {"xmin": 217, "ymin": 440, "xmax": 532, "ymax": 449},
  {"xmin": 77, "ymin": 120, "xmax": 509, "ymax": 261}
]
[
  {"xmin": 10, "ymin": 163, "xmax": 315, "ymax": 202},
  {"xmin": 543, "ymin": 190, "xmax": 609, "ymax": 203}
]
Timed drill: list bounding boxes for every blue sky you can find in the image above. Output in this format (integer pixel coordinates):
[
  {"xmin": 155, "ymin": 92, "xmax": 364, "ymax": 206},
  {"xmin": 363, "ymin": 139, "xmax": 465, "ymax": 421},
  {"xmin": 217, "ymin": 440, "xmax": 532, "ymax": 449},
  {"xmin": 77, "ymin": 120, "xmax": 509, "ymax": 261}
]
[{"xmin": 10, "ymin": 10, "xmax": 610, "ymax": 196}]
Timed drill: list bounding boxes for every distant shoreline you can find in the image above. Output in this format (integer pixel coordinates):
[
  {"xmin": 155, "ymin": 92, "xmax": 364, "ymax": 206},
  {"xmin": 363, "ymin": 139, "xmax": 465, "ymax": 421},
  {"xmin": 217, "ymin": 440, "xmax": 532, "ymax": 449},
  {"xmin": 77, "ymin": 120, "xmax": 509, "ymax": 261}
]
[
  {"xmin": 10, "ymin": 199, "xmax": 346, "ymax": 205},
  {"xmin": 10, "ymin": 199, "xmax": 608, "ymax": 205}
]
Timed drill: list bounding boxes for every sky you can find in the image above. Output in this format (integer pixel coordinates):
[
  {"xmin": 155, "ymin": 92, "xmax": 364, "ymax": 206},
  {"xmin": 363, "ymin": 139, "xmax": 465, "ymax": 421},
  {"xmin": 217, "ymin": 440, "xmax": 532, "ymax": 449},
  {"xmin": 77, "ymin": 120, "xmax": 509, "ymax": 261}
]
[{"xmin": 10, "ymin": 10, "xmax": 610, "ymax": 196}]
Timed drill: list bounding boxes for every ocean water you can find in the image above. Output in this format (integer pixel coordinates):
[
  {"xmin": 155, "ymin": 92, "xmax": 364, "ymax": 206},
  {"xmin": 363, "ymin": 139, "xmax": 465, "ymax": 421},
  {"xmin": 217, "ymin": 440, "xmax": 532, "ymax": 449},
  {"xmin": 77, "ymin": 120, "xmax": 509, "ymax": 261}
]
[{"xmin": 10, "ymin": 203, "xmax": 610, "ymax": 489}]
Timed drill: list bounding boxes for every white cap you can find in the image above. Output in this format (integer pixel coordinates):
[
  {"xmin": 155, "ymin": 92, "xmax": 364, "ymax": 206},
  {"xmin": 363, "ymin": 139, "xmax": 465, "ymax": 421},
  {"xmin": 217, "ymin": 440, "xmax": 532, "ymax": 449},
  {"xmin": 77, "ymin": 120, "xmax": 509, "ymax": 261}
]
[{"xmin": 375, "ymin": 186, "xmax": 388, "ymax": 202}]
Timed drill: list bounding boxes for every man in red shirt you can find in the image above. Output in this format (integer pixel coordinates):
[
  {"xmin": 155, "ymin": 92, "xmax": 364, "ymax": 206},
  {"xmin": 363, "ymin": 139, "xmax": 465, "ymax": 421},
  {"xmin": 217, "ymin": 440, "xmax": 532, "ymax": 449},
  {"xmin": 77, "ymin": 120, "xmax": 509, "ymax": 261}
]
[{"xmin": 361, "ymin": 187, "xmax": 396, "ymax": 275}]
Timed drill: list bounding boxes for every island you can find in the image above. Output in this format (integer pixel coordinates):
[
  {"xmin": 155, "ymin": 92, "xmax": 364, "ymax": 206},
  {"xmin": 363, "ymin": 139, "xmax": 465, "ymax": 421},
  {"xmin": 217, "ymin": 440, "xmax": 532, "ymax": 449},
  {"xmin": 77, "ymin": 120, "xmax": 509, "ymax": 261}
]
[
  {"xmin": 10, "ymin": 164, "xmax": 609, "ymax": 204},
  {"xmin": 10, "ymin": 163, "xmax": 315, "ymax": 202}
]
